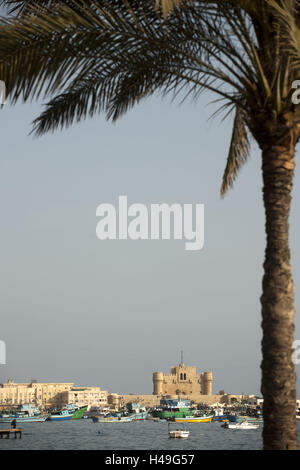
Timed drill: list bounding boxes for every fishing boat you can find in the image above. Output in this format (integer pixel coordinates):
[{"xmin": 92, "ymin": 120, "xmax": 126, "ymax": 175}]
[
  {"xmin": 152, "ymin": 398, "xmax": 197, "ymax": 420},
  {"xmin": 221, "ymin": 420, "xmax": 259, "ymax": 430},
  {"xmin": 211, "ymin": 408, "xmax": 229, "ymax": 422},
  {"xmin": 227, "ymin": 414, "xmax": 263, "ymax": 424},
  {"xmin": 47, "ymin": 405, "xmax": 87, "ymax": 421},
  {"xmin": 92, "ymin": 415, "xmax": 133, "ymax": 423},
  {"xmin": 47, "ymin": 409, "xmax": 74, "ymax": 421},
  {"xmin": 172, "ymin": 415, "xmax": 213, "ymax": 423},
  {"xmin": 0, "ymin": 414, "xmax": 49, "ymax": 423},
  {"xmin": 168, "ymin": 422, "xmax": 190, "ymax": 439},
  {"xmin": 92, "ymin": 401, "xmax": 149, "ymax": 423},
  {"xmin": 0, "ymin": 404, "xmax": 49, "ymax": 423},
  {"xmin": 126, "ymin": 402, "xmax": 149, "ymax": 420}
]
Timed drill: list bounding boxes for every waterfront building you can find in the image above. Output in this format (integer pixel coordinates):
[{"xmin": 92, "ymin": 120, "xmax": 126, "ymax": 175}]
[
  {"xmin": 60, "ymin": 387, "xmax": 108, "ymax": 409},
  {"xmin": 0, "ymin": 380, "xmax": 108, "ymax": 409},
  {"xmin": 0, "ymin": 380, "xmax": 74, "ymax": 407}
]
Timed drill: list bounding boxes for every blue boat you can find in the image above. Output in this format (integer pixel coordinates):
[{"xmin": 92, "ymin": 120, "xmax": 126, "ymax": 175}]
[
  {"xmin": 47, "ymin": 409, "xmax": 74, "ymax": 421},
  {"xmin": 212, "ymin": 414, "xmax": 230, "ymax": 422},
  {"xmin": 211, "ymin": 408, "xmax": 229, "ymax": 422},
  {"xmin": 47, "ymin": 404, "xmax": 87, "ymax": 421},
  {"xmin": 0, "ymin": 404, "xmax": 49, "ymax": 423}
]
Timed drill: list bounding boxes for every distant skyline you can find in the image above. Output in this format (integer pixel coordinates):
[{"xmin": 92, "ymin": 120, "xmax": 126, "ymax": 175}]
[{"xmin": 0, "ymin": 83, "xmax": 299, "ymax": 396}]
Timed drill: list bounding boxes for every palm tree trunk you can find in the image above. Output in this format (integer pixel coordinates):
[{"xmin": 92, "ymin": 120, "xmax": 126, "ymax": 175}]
[{"xmin": 261, "ymin": 132, "xmax": 298, "ymax": 450}]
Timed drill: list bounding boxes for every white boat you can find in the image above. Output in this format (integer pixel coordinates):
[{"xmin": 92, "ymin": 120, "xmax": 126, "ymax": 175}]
[
  {"xmin": 168, "ymin": 422, "xmax": 190, "ymax": 439},
  {"xmin": 92, "ymin": 415, "xmax": 133, "ymax": 423},
  {"xmin": 221, "ymin": 420, "xmax": 259, "ymax": 430},
  {"xmin": 169, "ymin": 429, "xmax": 190, "ymax": 439}
]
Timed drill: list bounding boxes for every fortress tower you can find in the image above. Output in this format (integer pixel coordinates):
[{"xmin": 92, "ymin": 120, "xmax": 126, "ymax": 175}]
[
  {"xmin": 152, "ymin": 372, "xmax": 164, "ymax": 395},
  {"xmin": 201, "ymin": 371, "xmax": 213, "ymax": 395}
]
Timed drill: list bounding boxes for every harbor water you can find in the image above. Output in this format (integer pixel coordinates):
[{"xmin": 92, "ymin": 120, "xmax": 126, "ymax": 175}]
[{"xmin": 2, "ymin": 420, "xmax": 300, "ymax": 450}]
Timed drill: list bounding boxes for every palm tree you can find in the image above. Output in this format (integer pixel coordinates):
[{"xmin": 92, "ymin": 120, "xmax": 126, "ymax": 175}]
[{"xmin": 0, "ymin": 0, "xmax": 299, "ymax": 449}]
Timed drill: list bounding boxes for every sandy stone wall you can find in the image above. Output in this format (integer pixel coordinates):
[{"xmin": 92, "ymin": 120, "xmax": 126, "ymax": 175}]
[
  {"xmin": 153, "ymin": 363, "xmax": 213, "ymax": 396},
  {"xmin": 117, "ymin": 393, "xmax": 235, "ymax": 407}
]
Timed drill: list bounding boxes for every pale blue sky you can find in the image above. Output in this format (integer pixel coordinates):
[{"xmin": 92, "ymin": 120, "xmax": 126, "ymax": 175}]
[
  {"xmin": 0, "ymin": 0, "xmax": 299, "ymax": 397},
  {"xmin": 0, "ymin": 89, "xmax": 299, "ymax": 397}
]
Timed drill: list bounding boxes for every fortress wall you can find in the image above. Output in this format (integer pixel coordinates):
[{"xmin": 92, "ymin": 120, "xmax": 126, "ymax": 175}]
[
  {"xmin": 186, "ymin": 394, "xmax": 224, "ymax": 405},
  {"xmin": 118, "ymin": 394, "xmax": 233, "ymax": 407},
  {"xmin": 117, "ymin": 393, "xmax": 243, "ymax": 407},
  {"xmin": 119, "ymin": 395, "xmax": 161, "ymax": 407}
]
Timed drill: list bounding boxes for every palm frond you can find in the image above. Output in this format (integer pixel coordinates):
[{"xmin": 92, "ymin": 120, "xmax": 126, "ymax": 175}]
[
  {"xmin": 0, "ymin": 0, "xmax": 299, "ymax": 199},
  {"xmin": 265, "ymin": 0, "xmax": 300, "ymax": 77},
  {"xmin": 30, "ymin": 63, "xmax": 125, "ymax": 135},
  {"xmin": 155, "ymin": 0, "xmax": 185, "ymax": 18},
  {"xmin": 221, "ymin": 106, "xmax": 250, "ymax": 197},
  {"xmin": 155, "ymin": 0, "xmax": 262, "ymax": 18},
  {"xmin": 0, "ymin": 1, "xmax": 261, "ymax": 132},
  {"xmin": 0, "ymin": 0, "xmax": 87, "ymax": 14}
]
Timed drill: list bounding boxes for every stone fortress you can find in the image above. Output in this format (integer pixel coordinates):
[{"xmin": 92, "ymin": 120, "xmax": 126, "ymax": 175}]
[
  {"xmin": 119, "ymin": 353, "xmax": 226, "ymax": 407},
  {"xmin": 118, "ymin": 354, "xmax": 246, "ymax": 407},
  {"xmin": 153, "ymin": 354, "xmax": 212, "ymax": 396}
]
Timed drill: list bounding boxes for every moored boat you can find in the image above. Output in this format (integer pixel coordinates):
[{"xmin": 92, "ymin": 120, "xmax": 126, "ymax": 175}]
[
  {"xmin": 169, "ymin": 428, "xmax": 190, "ymax": 438},
  {"xmin": 126, "ymin": 402, "xmax": 149, "ymax": 420},
  {"xmin": 0, "ymin": 404, "xmax": 49, "ymax": 423},
  {"xmin": 0, "ymin": 413, "xmax": 49, "ymax": 423},
  {"xmin": 168, "ymin": 422, "xmax": 190, "ymax": 439},
  {"xmin": 172, "ymin": 415, "xmax": 213, "ymax": 423},
  {"xmin": 71, "ymin": 406, "xmax": 88, "ymax": 419},
  {"xmin": 92, "ymin": 415, "xmax": 133, "ymax": 423},
  {"xmin": 129, "ymin": 410, "xmax": 149, "ymax": 420},
  {"xmin": 221, "ymin": 420, "xmax": 259, "ymax": 430},
  {"xmin": 152, "ymin": 398, "xmax": 197, "ymax": 420},
  {"xmin": 47, "ymin": 405, "xmax": 87, "ymax": 421},
  {"xmin": 211, "ymin": 408, "xmax": 229, "ymax": 422},
  {"xmin": 227, "ymin": 414, "xmax": 263, "ymax": 424}
]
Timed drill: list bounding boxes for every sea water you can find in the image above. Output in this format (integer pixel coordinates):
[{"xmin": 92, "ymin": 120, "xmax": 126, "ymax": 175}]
[{"xmin": 2, "ymin": 419, "xmax": 298, "ymax": 450}]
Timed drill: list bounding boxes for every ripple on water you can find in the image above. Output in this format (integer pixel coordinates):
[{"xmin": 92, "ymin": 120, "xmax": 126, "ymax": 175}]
[{"xmin": 0, "ymin": 420, "xmax": 299, "ymax": 450}]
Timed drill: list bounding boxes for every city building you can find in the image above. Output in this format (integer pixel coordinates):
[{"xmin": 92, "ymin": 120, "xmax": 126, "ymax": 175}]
[
  {"xmin": 0, "ymin": 380, "xmax": 74, "ymax": 407},
  {"xmin": 60, "ymin": 386, "xmax": 108, "ymax": 409},
  {"xmin": 0, "ymin": 380, "xmax": 108, "ymax": 410}
]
